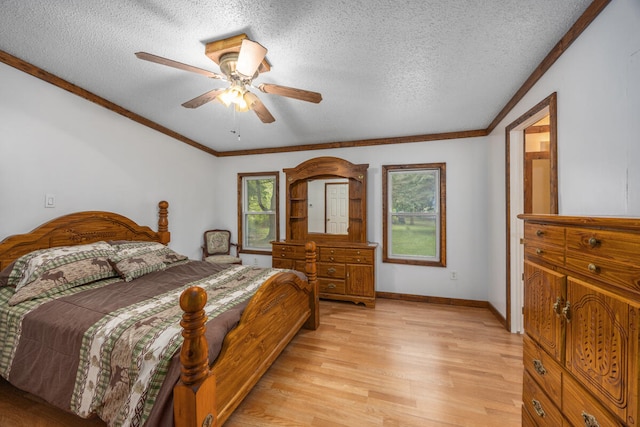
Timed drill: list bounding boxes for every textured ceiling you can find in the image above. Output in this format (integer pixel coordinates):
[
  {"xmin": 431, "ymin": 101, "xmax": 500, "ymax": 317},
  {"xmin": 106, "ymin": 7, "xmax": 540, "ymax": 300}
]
[{"xmin": 0, "ymin": 0, "xmax": 592, "ymax": 153}]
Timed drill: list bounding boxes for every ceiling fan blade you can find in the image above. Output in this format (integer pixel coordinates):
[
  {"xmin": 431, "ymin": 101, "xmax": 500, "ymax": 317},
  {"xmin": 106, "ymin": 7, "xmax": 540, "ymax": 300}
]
[
  {"xmin": 236, "ymin": 39, "xmax": 267, "ymax": 78},
  {"xmin": 245, "ymin": 92, "xmax": 275, "ymax": 123},
  {"xmin": 135, "ymin": 52, "xmax": 225, "ymax": 80},
  {"xmin": 181, "ymin": 89, "xmax": 225, "ymax": 108},
  {"xmin": 257, "ymin": 83, "xmax": 322, "ymax": 103}
]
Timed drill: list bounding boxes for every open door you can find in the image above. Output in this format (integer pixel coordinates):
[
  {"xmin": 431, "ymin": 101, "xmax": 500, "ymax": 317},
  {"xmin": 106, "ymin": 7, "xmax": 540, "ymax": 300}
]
[{"xmin": 505, "ymin": 93, "xmax": 558, "ymax": 333}]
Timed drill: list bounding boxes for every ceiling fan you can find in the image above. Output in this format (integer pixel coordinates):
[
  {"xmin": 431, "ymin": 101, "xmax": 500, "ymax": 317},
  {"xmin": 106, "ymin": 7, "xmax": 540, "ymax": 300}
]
[{"xmin": 135, "ymin": 33, "xmax": 322, "ymax": 124}]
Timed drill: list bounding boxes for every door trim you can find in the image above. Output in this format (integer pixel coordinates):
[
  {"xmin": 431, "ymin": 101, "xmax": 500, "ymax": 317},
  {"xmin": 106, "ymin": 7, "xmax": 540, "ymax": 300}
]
[{"xmin": 505, "ymin": 92, "xmax": 557, "ymax": 332}]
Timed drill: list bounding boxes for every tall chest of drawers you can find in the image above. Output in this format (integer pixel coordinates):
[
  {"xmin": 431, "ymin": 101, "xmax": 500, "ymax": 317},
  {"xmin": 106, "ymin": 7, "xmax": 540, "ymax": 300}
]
[
  {"xmin": 519, "ymin": 215, "xmax": 640, "ymax": 427},
  {"xmin": 272, "ymin": 241, "xmax": 376, "ymax": 307}
]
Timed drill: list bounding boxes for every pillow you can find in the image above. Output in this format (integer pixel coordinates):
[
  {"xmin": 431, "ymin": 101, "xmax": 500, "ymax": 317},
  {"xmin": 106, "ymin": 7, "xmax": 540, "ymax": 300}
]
[
  {"xmin": 8, "ymin": 255, "xmax": 116, "ymax": 305},
  {"xmin": 0, "ymin": 261, "xmax": 15, "ymax": 287},
  {"xmin": 108, "ymin": 241, "xmax": 187, "ymax": 281},
  {"xmin": 109, "ymin": 241, "xmax": 188, "ymax": 265},
  {"xmin": 8, "ymin": 242, "xmax": 117, "ymax": 290}
]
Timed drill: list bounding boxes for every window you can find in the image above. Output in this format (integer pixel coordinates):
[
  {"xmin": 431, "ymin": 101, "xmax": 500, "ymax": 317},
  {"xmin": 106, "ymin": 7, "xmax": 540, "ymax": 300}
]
[
  {"xmin": 382, "ymin": 163, "xmax": 446, "ymax": 266},
  {"xmin": 238, "ymin": 172, "xmax": 279, "ymax": 253}
]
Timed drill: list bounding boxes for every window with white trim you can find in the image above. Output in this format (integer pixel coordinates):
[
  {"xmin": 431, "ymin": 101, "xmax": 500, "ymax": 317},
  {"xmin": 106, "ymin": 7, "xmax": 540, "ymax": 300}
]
[{"xmin": 238, "ymin": 172, "xmax": 279, "ymax": 253}]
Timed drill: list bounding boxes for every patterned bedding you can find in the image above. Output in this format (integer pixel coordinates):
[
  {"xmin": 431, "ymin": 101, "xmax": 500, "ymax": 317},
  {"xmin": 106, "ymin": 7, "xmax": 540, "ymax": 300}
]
[{"xmin": 0, "ymin": 261, "xmax": 283, "ymax": 427}]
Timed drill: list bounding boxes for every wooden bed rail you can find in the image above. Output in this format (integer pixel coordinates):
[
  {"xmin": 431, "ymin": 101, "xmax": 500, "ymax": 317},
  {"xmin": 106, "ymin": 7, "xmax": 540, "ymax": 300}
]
[{"xmin": 174, "ymin": 241, "xmax": 318, "ymax": 427}]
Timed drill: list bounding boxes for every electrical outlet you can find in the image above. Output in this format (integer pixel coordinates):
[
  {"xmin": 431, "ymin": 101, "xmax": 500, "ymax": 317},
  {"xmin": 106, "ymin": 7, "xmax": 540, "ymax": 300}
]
[
  {"xmin": 45, "ymin": 194, "xmax": 56, "ymax": 208},
  {"xmin": 253, "ymin": 258, "xmax": 258, "ymax": 266},
  {"xmin": 450, "ymin": 271, "xmax": 457, "ymax": 280}
]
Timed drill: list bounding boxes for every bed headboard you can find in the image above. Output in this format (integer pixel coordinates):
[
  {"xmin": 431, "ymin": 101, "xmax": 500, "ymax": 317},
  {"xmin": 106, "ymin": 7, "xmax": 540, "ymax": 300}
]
[{"xmin": 0, "ymin": 201, "xmax": 170, "ymax": 270}]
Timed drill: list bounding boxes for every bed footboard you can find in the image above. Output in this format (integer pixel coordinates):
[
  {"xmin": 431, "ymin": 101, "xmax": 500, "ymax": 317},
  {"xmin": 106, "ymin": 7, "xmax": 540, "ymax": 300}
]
[{"xmin": 174, "ymin": 241, "xmax": 318, "ymax": 427}]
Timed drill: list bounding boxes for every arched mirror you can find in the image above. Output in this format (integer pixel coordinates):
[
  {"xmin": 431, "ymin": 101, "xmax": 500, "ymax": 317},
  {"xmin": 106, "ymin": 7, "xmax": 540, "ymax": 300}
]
[{"xmin": 284, "ymin": 157, "xmax": 368, "ymax": 243}]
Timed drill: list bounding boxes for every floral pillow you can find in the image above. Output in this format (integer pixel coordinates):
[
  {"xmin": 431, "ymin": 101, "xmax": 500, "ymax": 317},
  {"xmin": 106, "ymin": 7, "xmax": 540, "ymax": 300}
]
[
  {"xmin": 6, "ymin": 242, "xmax": 119, "ymax": 305},
  {"xmin": 108, "ymin": 241, "xmax": 188, "ymax": 282}
]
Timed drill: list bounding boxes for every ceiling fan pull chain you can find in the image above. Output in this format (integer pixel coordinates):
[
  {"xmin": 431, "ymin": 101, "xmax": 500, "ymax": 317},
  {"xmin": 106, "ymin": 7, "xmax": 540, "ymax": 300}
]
[{"xmin": 232, "ymin": 108, "xmax": 240, "ymax": 142}]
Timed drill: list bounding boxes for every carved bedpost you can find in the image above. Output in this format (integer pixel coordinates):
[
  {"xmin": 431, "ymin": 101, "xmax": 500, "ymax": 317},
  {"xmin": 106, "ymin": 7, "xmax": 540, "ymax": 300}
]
[
  {"xmin": 174, "ymin": 286, "xmax": 217, "ymax": 427},
  {"xmin": 304, "ymin": 241, "xmax": 319, "ymax": 330},
  {"xmin": 158, "ymin": 201, "xmax": 171, "ymax": 245}
]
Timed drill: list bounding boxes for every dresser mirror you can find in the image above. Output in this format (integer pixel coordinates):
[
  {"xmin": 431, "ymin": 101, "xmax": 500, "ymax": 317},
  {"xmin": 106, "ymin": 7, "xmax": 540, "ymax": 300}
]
[
  {"xmin": 307, "ymin": 178, "xmax": 349, "ymax": 234},
  {"xmin": 283, "ymin": 157, "xmax": 369, "ymax": 243}
]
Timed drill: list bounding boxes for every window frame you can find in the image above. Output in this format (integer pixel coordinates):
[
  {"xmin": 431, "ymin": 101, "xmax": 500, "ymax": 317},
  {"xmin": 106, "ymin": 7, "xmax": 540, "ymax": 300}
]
[
  {"xmin": 237, "ymin": 172, "xmax": 279, "ymax": 254},
  {"xmin": 382, "ymin": 163, "xmax": 446, "ymax": 267}
]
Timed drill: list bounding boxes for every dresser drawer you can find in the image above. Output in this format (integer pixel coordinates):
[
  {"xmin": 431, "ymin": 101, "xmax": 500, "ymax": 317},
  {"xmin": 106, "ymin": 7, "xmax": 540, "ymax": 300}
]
[
  {"xmin": 521, "ymin": 405, "xmax": 537, "ymax": 427},
  {"xmin": 272, "ymin": 258, "xmax": 295, "ymax": 270},
  {"xmin": 524, "ymin": 243, "xmax": 565, "ymax": 267},
  {"xmin": 272, "ymin": 243, "xmax": 306, "ymax": 260},
  {"xmin": 522, "ymin": 371, "xmax": 564, "ymax": 427},
  {"xmin": 565, "ymin": 252, "xmax": 640, "ymax": 292},
  {"xmin": 345, "ymin": 248, "xmax": 374, "ymax": 264},
  {"xmin": 319, "ymin": 247, "xmax": 345, "ymax": 262},
  {"xmin": 566, "ymin": 228, "xmax": 640, "ymax": 266},
  {"xmin": 317, "ymin": 262, "xmax": 346, "ymax": 278},
  {"xmin": 563, "ymin": 372, "xmax": 625, "ymax": 427},
  {"xmin": 523, "ymin": 335, "xmax": 562, "ymax": 404},
  {"xmin": 525, "ymin": 223, "xmax": 565, "ymax": 248},
  {"xmin": 318, "ymin": 278, "xmax": 346, "ymax": 294}
]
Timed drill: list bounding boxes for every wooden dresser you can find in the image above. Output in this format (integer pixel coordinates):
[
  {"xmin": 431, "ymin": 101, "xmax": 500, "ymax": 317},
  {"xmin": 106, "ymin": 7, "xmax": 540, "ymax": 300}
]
[
  {"xmin": 274, "ymin": 156, "xmax": 376, "ymax": 307},
  {"xmin": 273, "ymin": 241, "xmax": 377, "ymax": 307},
  {"xmin": 519, "ymin": 214, "xmax": 640, "ymax": 427}
]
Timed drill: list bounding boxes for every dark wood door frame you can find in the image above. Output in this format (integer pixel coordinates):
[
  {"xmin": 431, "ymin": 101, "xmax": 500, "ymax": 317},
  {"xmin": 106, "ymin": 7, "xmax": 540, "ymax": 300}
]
[{"xmin": 504, "ymin": 92, "xmax": 557, "ymax": 332}]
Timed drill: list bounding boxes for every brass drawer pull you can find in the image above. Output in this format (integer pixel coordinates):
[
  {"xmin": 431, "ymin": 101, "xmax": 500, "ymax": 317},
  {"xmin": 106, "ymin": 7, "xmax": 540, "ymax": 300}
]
[
  {"xmin": 327, "ymin": 283, "xmax": 336, "ymax": 289},
  {"xmin": 327, "ymin": 267, "xmax": 336, "ymax": 274},
  {"xmin": 532, "ymin": 399, "xmax": 546, "ymax": 418},
  {"xmin": 581, "ymin": 411, "xmax": 600, "ymax": 427},
  {"xmin": 588, "ymin": 237, "xmax": 600, "ymax": 248},
  {"xmin": 536, "ymin": 229, "xmax": 544, "ymax": 237},
  {"xmin": 533, "ymin": 359, "xmax": 547, "ymax": 376},
  {"xmin": 553, "ymin": 297, "xmax": 563, "ymax": 316},
  {"xmin": 536, "ymin": 248, "xmax": 543, "ymax": 255},
  {"xmin": 562, "ymin": 301, "xmax": 572, "ymax": 322},
  {"xmin": 588, "ymin": 263, "xmax": 599, "ymax": 273}
]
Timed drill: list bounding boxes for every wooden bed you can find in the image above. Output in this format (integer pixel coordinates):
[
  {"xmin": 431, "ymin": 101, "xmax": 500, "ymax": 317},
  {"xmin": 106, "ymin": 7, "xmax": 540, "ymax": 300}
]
[{"xmin": 0, "ymin": 201, "xmax": 319, "ymax": 427}]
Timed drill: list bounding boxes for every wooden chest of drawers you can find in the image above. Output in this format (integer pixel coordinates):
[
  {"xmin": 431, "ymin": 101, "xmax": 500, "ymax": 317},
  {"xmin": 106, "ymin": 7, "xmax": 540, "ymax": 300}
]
[
  {"xmin": 519, "ymin": 215, "xmax": 640, "ymax": 426},
  {"xmin": 272, "ymin": 241, "xmax": 376, "ymax": 307}
]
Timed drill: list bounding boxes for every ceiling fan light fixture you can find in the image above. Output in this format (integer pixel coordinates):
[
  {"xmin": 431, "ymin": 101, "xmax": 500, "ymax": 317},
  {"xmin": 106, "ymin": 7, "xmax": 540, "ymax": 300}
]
[{"xmin": 218, "ymin": 85, "xmax": 246, "ymax": 108}]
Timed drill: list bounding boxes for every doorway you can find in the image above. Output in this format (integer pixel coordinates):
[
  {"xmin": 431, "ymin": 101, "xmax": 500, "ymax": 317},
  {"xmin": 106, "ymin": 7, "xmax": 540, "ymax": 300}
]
[
  {"xmin": 505, "ymin": 93, "xmax": 558, "ymax": 332},
  {"xmin": 325, "ymin": 182, "xmax": 349, "ymax": 233},
  {"xmin": 524, "ymin": 116, "xmax": 556, "ymax": 214}
]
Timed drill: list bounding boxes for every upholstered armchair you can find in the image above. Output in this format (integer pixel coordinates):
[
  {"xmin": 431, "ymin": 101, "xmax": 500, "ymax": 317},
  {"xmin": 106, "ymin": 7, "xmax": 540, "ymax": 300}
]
[{"xmin": 202, "ymin": 229, "xmax": 242, "ymax": 265}]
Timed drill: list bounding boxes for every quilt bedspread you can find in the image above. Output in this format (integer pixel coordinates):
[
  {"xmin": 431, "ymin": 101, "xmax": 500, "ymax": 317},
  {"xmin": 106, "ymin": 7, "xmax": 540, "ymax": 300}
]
[{"xmin": 0, "ymin": 261, "xmax": 282, "ymax": 427}]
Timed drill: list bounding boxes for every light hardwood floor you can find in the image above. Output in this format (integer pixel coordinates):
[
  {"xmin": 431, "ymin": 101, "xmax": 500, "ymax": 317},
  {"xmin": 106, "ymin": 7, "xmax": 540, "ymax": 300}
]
[{"xmin": 0, "ymin": 299, "xmax": 523, "ymax": 426}]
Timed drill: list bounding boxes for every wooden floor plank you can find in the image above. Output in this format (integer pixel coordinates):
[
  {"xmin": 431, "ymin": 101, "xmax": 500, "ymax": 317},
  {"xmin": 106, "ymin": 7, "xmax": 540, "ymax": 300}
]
[{"xmin": 0, "ymin": 299, "xmax": 523, "ymax": 426}]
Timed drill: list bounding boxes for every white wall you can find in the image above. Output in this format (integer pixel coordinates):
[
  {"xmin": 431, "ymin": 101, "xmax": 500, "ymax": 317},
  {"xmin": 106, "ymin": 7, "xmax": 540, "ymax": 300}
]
[
  {"xmin": 213, "ymin": 137, "xmax": 491, "ymax": 302},
  {"xmin": 0, "ymin": 62, "xmax": 219, "ymax": 260},
  {"xmin": 485, "ymin": 0, "xmax": 640, "ymax": 323}
]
